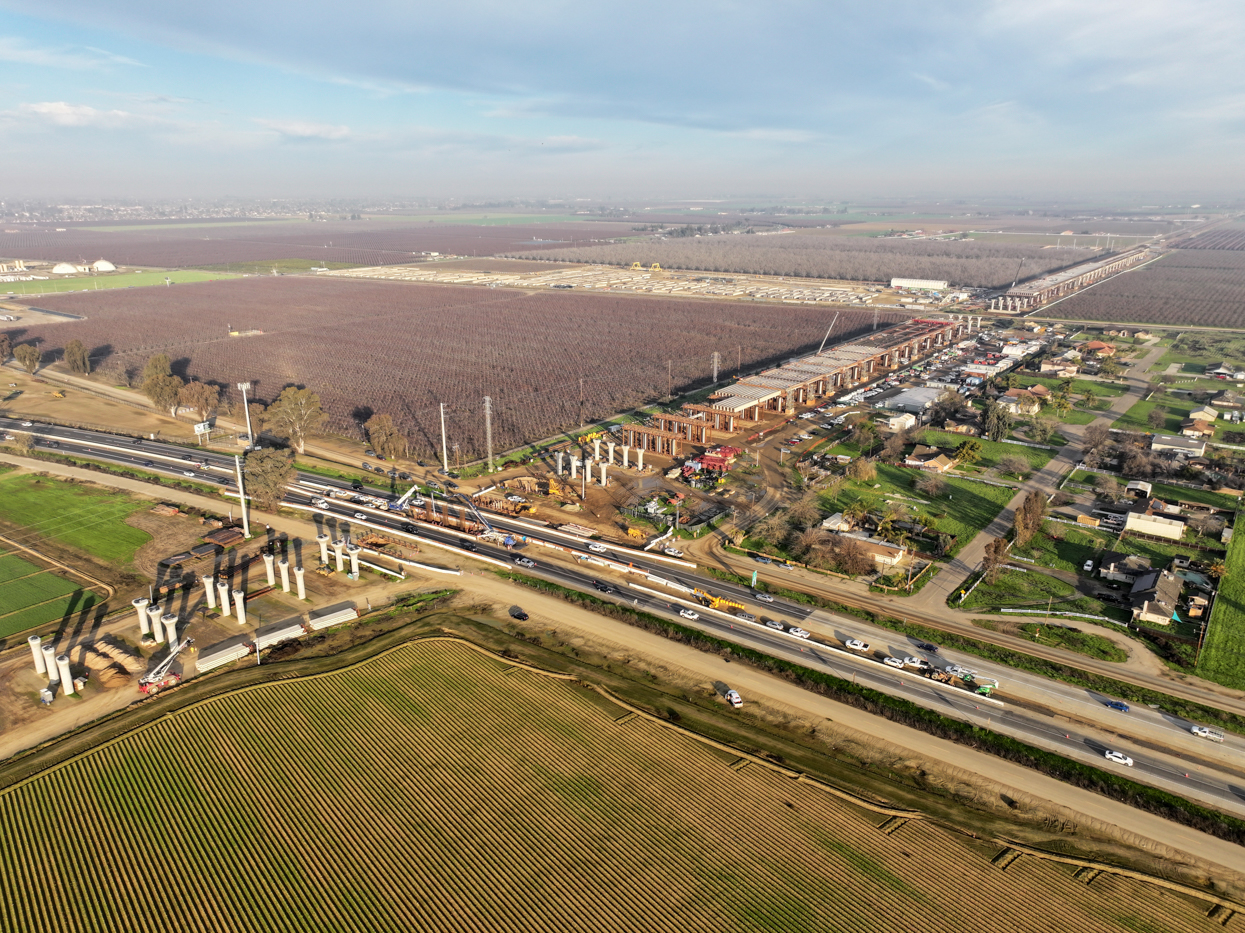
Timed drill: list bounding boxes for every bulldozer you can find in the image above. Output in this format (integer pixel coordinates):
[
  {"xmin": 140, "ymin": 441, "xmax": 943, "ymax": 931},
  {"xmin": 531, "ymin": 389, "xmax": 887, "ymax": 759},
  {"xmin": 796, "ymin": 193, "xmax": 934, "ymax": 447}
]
[{"xmin": 315, "ymin": 562, "xmax": 334, "ymax": 576}]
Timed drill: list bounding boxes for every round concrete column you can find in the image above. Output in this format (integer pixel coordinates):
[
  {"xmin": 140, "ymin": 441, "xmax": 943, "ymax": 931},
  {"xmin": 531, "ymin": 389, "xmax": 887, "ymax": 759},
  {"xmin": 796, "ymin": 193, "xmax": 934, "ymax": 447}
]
[
  {"xmin": 132, "ymin": 597, "xmax": 150, "ymax": 634},
  {"xmin": 201, "ymin": 575, "xmax": 216, "ymax": 609},
  {"xmin": 600, "ymin": 463, "xmax": 608, "ymax": 487},
  {"xmin": 293, "ymin": 566, "xmax": 306, "ymax": 600},
  {"xmin": 593, "ymin": 438, "xmax": 601, "ymax": 460},
  {"xmin": 232, "ymin": 589, "xmax": 247, "ymax": 626},
  {"xmin": 147, "ymin": 605, "xmax": 165, "ymax": 644},
  {"xmin": 317, "ymin": 533, "xmax": 330, "ymax": 565},
  {"xmin": 161, "ymin": 614, "xmax": 178, "ymax": 646},
  {"xmin": 56, "ymin": 655, "xmax": 75, "ymax": 695},
  {"xmin": 262, "ymin": 553, "xmax": 276, "ymax": 586},
  {"xmin": 41, "ymin": 645, "xmax": 57, "ymax": 682},
  {"xmin": 607, "ymin": 441, "xmax": 615, "ymax": 464},
  {"xmin": 556, "ymin": 451, "xmax": 564, "ymax": 476},
  {"xmin": 332, "ymin": 539, "xmax": 345, "ymax": 573},
  {"xmin": 636, "ymin": 448, "xmax": 645, "ymax": 471},
  {"xmin": 218, "ymin": 582, "xmax": 231, "ymax": 616},
  {"xmin": 622, "ymin": 446, "xmax": 630, "ymax": 469},
  {"xmin": 278, "ymin": 559, "xmax": 291, "ymax": 593},
  {"xmin": 28, "ymin": 635, "xmax": 45, "ymax": 674},
  {"xmin": 346, "ymin": 545, "xmax": 361, "ymax": 577}
]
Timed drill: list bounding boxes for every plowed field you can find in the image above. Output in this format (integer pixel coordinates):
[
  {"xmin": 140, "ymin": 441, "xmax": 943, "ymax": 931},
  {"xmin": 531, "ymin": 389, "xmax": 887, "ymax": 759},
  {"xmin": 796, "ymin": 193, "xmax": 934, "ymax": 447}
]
[{"xmin": 0, "ymin": 639, "xmax": 1227, "ymax": 933}]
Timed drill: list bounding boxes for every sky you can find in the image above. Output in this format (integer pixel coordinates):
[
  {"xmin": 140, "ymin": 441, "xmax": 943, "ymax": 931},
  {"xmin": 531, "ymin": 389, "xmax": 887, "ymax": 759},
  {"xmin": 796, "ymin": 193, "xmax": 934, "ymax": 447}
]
[{"xmin": 0, "ymin": 0, "xmax": 1241, "ymax": 201}]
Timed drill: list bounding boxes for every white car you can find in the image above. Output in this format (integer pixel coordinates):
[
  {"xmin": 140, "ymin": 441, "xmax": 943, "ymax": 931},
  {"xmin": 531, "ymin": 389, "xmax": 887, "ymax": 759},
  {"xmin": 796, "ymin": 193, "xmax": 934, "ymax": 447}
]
[
  {"xmin": 797, "ymin": 433, "xmax": 812, "ymax": 440},
  {"xmin": 19, "ymin": 420, "xmax": 32, "ymax": 427},
  {"xmin": 353, "ymin": 512, "xmax": 367, "ymax": 520},
  {"xmin": 181, "ymin": 470, "xmax": 196, "ymax": 477},
  {"xmin": 506, "ymin": 495, "xmax": 526, "ymax": 503},
  {"xmin": 904, "ymin": 657, "xmax": 933, "ymax": 671},
  {"xmin": 1190, "ymin": 725, "xmax": 1225, "ymax": 741},
  {"xmin": 798, "ymin": 412, "xmax": 815, "ymax": 419},
  {"xmin": 883, "ymin": 657, "xmax": 906, "ymax": 669},
  {"xmin": 678, "ymin": 608, "xmax": 699, "ymax": 621},
  {"xmin": 1103, "ymin": 750, "xmax": 1134, "ymax": 767},
  {"xmin": 944, "ymin": 664, "xmax": 974, "ymax": 678},
  {"xmin": 513, "ymin": 556, "xmax": 536, "ymax": 568},
  {"xmin": 725, "ymin": 689, "xmax": 743, "ymax": 709},
  {"xmin": 1083, "ymin": 559, "xmax": 1094, "ymax": 573},
  {"xmin": 312, "ymin": 498, "xmax": 328, "ymax": 508},
  {"xmin": 663, "ymin": 547, "xmax": 684, "ymax": 557},
  {"xmin": 754, "ymin": 592, "xmax": 774, "ymax": 603},
  {"xmin": 787, "ymin": 627, "xmax": 810, "ymax": 640},
  {"xmin": 411, "ymin": 496, "xmax": 426, "ymax": 507},
  {"xmin": 587, "ymin": 543, "xmax": 608, "ymax": 553},
  {"xmin": 764, "ymin": 619, "xmax": 784, "ymax": 631},
  {"xmin": 845, "ymin": 639, "xmax": 869, "ymax": 651}
]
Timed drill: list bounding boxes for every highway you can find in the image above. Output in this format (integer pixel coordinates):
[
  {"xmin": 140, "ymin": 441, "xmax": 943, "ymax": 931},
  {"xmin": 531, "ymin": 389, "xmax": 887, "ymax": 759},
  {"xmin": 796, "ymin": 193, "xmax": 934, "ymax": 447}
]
[{"xmin": 5, "ymin": 413, "xmax": 1245, "ymax": 816}]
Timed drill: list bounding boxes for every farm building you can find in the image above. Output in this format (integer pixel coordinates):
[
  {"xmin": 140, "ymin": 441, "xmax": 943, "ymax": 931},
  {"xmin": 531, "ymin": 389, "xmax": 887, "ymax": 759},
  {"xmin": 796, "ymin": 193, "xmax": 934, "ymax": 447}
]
[
  {"xmin": 882, "ymin": 412, "xmax": 916, "ymax": 432},
  {"xmin": 1151, "ymin": 434, "xmax": 1207, "ymax": 457},
  {"xmin": 890, "ymin": 278, "xmax": 948, "ymax": 290},
  {"xmin": 880, "ymin": 386, "xmax": 942, "ymax": 414},
  {"xmin": 1124, "ymin": 503, "xmax": 1185, "ymax": 541}
]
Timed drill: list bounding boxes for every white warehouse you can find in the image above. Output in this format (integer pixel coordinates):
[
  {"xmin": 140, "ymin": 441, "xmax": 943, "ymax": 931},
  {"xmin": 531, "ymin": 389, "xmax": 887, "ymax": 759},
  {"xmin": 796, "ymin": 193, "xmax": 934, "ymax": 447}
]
[{"xmin": 891, "ymin": 278, "xmax": 948, "ymax": 291}]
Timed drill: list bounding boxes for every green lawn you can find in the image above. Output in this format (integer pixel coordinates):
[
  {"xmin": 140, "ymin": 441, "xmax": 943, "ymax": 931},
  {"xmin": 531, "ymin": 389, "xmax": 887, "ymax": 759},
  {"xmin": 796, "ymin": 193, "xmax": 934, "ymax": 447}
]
[
  {"xmin": 0, "ymin": 473, "xmax": 151, "ymax": 564},
  {"xmin": 1069, "ymin": 471, "xmax": 1242, "ymax": 512},
  {"xmin": 960, "ymin": 568, "xmax": 1121, "ymax": 618},
  {"xmin": 2, "ymin": 269, "xmax": 239, "ymax": 296},
  {"xmin": 0, "ymin": 553, "xmax": 98, "ymax": 638},
  {"xmin": 194, "ymin": 260, "xmax": 358, "ymax": 274},
  {"xmin": 918, "ymin": 430, "xmax": 1056, "ymax": 471},
  {"xmin": 1013, "ymin": 525, "xmax": 1114, "ymax": 573},
  {"xmin": 1116, "ymin": 394, "xmax": 1228, "ymax": 438},
  {"xmin": 1058, "ymin": 409, "xmax": 1099, "ymax": 425},
  {"xmin": 1015, "ymin": 374, "xmax": 1126, "ymax": 397},
  {"xmin": 1196, "ymin": 531, "xmax": 1245, "ymax": 689},
  {"xmin": 818, "ymin": 463, "xmax": 1014, "ymax": 556},
  {"xmin": 1017, "ymin": 622, "xmax": 1128, "ymax": 662}
]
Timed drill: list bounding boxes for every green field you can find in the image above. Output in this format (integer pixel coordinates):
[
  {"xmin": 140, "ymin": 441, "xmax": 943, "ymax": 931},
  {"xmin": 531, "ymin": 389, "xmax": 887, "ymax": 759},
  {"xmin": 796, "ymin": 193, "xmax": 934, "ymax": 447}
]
[
  {"xmin": 1196, "ymin": 531, "xmax": 1245, "ymax": 689},
  {"xmin": 960, "ymin": 568, "xmax": 1122, "ymax": 620},
  {"xmin": 0, "ymin": 553, "xmax": 97, "ymax": 638},
  {"xmin": 917, "ymin": 430, "xmax": 1056, "ymax": 471},
  {"xmin": 1013, "ymin": 525, "xmax": 1114, "ymax": 573},
  {"xmin": 0, "ymin": 637, "xmax": 1222, "ymax": 933},
  {"xmin": 819, "ymin": 462, "xmax": 1015, "ymax": 555},
  {"xmin": 194, "ymin": 260, "xmax": 360, "ymax": 274},
  {"xmin": 1017, "ymin": 622, "xmax": 1128, "ymax": 662},
  {"xmin": 0, "ymin": 473, "xmax": 150, "ymax": 563},
  {"xmin": 1115, "ymin": 394, "xmax": 1228, "ymax": 438},
  {"xmin": 2, "ymin": 269, "xmax": 238, "ymax": 296},
  {"xmin": 1015, "ymin": 375, "xmax": 1126, "ymax": 398}
]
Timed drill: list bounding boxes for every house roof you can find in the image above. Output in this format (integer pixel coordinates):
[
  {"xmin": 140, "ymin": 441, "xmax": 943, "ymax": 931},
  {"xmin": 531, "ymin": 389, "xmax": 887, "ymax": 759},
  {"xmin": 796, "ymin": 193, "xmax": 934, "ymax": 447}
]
[
  {"xmin": 1130, "ymin": 570, "xmax": 1183, "ymax": 614},
  {"xmin": 1101, "ymin": 551, "xmax": 1152, "ymax": 574}
]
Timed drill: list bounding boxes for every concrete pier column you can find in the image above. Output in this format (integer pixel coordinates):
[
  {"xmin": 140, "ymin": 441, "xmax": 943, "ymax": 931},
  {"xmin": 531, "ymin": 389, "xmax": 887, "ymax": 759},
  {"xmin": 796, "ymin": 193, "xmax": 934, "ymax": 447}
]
[
  {"xmin": 622, "ymin": 446, "xmax": 630, "ymax": 469},
  {"xmin": 607, "ymin": 441, "xmax": 615, "ymax": 464},
  {"xmin": 637, "ymin": 449, "xmax": 645, "ymax": 471},
  {"xmin": 218, "ymin": 582, "xmax": 231, "ymax": 616},
  {"xmin": 148, "ymin": 605, "xmax": 165, "ymax": 644},
  {"xmin": 161, "ymin": 613, "xmax": 178, "ymax": 646},
  {"xmin": 262, "ymin": 553, "xmax": 276, "ymax": 586},
  {"xmin": 317, "ymin": 533, "xmax": 330, "ymax": 565},
  {"xmin": 556, "ymin": 451, "xmax": 564, "ymax": 476},
  {"xmin": 332, "ymin": 539, "xmax": 346, "ymax": 573},
  {"xmin": 570, "ymin": 457, "xmax": 579, "ymax": 479},
  {"xmin": 347, "ymin": 545, "xmax": 361, "ymax": 577},
  {"xmin": 278, "ymin": 559, "xmax": 291, "ymax": 593},
  {"xmin": 56, "ymin": 655, "xmax": 75, "ymax": 695},
  {"xmin": 600, "ymin": 463, "xmax": 608, "ymax": 487},
  {"xmin": 132, "ymin": 597, "xmax": 150, "ymax": 634},
  {"xmin": 41, "ymin": 645, "xmax": 57, "ymax": 682},
  {"xmin": 201, "ymin": 576, "xmax": 216, "ymax": 610},
  {"xmin": 293, "ymin": 566, "xmax": 306, "ymax": 600},
  {"xmin": 593, "ymin": 438, "xmax": 601, "ymax": 460},
  {"xmin": 28, "ymin": 635, "xmax": 45, "ymax": 674},
  {"xmin": 232, "ymin": 589, "xmax": 247, "ymax": 626}
]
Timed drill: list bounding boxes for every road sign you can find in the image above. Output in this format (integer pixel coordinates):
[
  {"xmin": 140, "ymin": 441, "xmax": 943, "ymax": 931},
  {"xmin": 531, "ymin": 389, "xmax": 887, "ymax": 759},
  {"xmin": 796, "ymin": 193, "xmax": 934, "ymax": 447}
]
[
  {"xmin": 193, "ymin": 421, "xmax": 211, "ymax": 435},
  {"xmin": 751, "ymin": 570, "xmax": 758, "ymax": 587}
]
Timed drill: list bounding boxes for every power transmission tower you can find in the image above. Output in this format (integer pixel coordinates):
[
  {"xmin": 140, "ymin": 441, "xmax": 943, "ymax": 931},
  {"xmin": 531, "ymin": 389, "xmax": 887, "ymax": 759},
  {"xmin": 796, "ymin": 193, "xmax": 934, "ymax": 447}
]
[
  {"xmin": 439, "ymin": 402, "xmax": 449, "ymax": 473},
  {"xmin": 484, "ymin": 396, "xmax": 494, "ymax": 472},
  {"xmin": 712, "ymin": 351, "xmax": 720, "ymax": 383},
  {"xmin": 737, "ymin": 346, "xmax": 741, "ymax": 373}
]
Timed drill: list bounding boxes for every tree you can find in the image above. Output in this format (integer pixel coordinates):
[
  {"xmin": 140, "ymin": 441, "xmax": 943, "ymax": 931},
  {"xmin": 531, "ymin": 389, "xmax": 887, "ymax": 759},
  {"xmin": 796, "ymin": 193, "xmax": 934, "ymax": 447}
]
[
  {"xmin": 834, "ymin": 537, "xmax": 875, "ymax": 577},
  {"xmin": 247, "ymin": 401, "xmax": 268, "ymax": 437},
  {"xmin": 998, "ymin": 454, "xmax": 1030, "ymax": 478},
  {"xmin": 1083, "ymin": 422, "xmax": 1110, "ymax": 451},
  {"xmin": 365, "ymin": 413, "xmax": 408, "ymax": 461},
  {"xmin": 63, "ymin": 339, "xmax": 90, "ymax": 375},
  {"xmin": 821, "ymin": 474, "xmax": 846, "ymax": 500},
  {"xmin": 754, "ymin": 513, "xmax": 790, "ymax": 548},
  {"xmin": 1092, "ymin": 473, "xmax": 1120, "ymax": 500},
  {"xmin": 1013, "ymin": 489, "xmax": 1047, "ymax": 547},
  {"xmin": 143, "ymin": 353, "xmax": 172, "ymax": 382},
  {"xmin": 1147, "ymin": 406, "xmax": 1167, "ymax": 430},
  {"xmin": 786, "ymin": 491, "xmax": 822, "ymax": 530},
  {"xmin": 930, "ymin": 389, "xmax": 968, "ymax": 427},
  {"xmin": 243, "ymin": 448, "xmax": 296, "ymax": 510},
  {"xmin": 7, "ymin": 431, "xmax": 32, "ymax": 454},
  {"xmin": 846, "ymin": 458, "xmax": 876, "ymax": 482},
  {"xmin": 13, "ymin": 344, "xmax": 40, "ymax": 374},
  {"xmin": 849, "ymin": 420, "xmax": 876, "ymax": 451},
  {"xmin": 984, "ymin": 401, "xmax": 1012, "ymax": 443},
  {"xmin": 982, "ymin": 536, "xmax": 1010, "ymax": 584},
  {"xmin": 954, "ymin": 439, "xmax": 982, "ymax": 465},
  {"xmin": 1189, "ymin": 514, "xmax": 1226, "ymax": 538},
  {"xmin": 143, "ymin": 373, "xmax": 184, "ymax": 417},
  {"xmin": 1208, "ymin": 561, "xmax": 1228, "ymax": 581},
  {"xmin": 0, "ymin": 333, "xmax": 12, "ymax": 362},
  {"xmin": 793, "ymin": 526, "xmax": 829, "ymax": 559},
  {"xmin": 880, "ymin": 429, "xmax": 911, "ymax": 463},
  {"xmin": 915, "ymin": 472, "xmax": 946, "ymax": 496},
  {"xmin": 178, "ymin": 381, "xmax": 220, "ymax": 422},
  {"xmin": 1028, "ymin": 415, "xmax": 1058, "ymax": 445},
  {"xmin": 1099, "ymin": 358, "xmax": 1123, "ymax": 377},
  {"xmin": 265, "ymin": 387, "xmax": 326, "ymax": 454}
]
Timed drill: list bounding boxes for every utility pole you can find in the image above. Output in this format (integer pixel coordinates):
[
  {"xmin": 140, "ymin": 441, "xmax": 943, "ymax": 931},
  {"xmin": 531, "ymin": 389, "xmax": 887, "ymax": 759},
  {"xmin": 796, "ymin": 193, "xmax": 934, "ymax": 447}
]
[
  {"xmin": 579, "ymin": 378, "xmax": 584, "ymax": 428},
  {"xmin": 712, "ymin": 351, "xmax": 720, "ymax": 384},
  {"xmin": 484, "ymin": 396, "xmax": 494, "ymax": 472},
  {"xmin": 667, "ymin": 360, "xmax": 673, "ymax": 398},
  {"xmin": 872, "ymin": 306, "xmax": 879, "ymax": 332},
  {"xmin": 439, "ymin": 402, "xmax": 449, "ymax": 474},
  {"xmin": 737, "ymin": 346, "xmax": 742, "ymax": 373},
  {"xmin": 237, "ymin": 382, "xmax": 254, "ymax": 448},
  {"xmin": 234, "ymin": 455, "xmax": 250, "ymax": 539},
  {"xmin": 453, "ymin": 443, "xmax": 460, "ymax": 469}
]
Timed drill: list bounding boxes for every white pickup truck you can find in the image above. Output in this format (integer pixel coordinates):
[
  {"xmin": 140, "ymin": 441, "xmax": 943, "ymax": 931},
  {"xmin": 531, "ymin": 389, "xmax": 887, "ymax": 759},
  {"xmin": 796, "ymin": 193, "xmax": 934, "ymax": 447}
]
[{"xmin": 1191, "ymin": 725, "xmax": 1226, "ymax": 742}]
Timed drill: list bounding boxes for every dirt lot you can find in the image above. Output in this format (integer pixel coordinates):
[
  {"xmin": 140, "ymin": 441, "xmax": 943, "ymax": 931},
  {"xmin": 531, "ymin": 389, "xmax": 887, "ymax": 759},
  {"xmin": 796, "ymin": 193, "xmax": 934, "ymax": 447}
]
[{"xmin": 0, "ymin": 304, "xmax": 83, "ymax": 327}]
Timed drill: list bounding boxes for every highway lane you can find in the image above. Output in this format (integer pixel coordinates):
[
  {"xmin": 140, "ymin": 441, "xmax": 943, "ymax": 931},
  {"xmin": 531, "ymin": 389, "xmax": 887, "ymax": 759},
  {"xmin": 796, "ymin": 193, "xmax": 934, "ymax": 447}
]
[{"xmin": 9, "ymin": 415, "xmax": 1245, "ymax": 813}]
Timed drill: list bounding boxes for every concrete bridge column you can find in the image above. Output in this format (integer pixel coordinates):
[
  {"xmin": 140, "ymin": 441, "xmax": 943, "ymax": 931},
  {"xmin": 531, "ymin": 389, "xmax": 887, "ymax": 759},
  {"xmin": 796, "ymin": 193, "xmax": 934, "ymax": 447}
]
[
  {"xmin": 294, "ymin": 566, "xmax": 306, "ymax": 600},
  {"xmin": 278, "ymin": 559, "xmax": 291, "ymax": 593}
]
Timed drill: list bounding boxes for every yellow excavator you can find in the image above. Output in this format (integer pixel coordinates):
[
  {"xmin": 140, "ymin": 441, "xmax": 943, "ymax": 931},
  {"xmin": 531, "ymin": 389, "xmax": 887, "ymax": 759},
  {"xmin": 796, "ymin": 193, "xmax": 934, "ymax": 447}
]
[{"xmin": 692, "ymin": 588, "xmax": 745, "ymax": 613}]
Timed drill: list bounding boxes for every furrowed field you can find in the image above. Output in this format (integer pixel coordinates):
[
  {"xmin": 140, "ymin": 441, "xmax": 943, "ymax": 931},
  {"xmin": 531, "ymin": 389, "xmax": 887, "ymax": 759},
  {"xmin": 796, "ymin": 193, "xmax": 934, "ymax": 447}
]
[
  {"xmin": 1046, "ymin": 249, "xmax": 1245, "ymax": 327},
  {"xmin": 10, "ymin": 277, "xmax": 907, "ymax": 456},
  {"xmin": 0, "ymin": 219, "xmax": 631, "ymax": 269},
  {"xmin": 0, "ymin": 639, "xmax": 1225, "ymax": 933}
]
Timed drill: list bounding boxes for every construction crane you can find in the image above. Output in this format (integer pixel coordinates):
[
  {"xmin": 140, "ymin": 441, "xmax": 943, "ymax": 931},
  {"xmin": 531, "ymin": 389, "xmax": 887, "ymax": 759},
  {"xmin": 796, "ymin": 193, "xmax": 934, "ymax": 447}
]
[
  {"xmin": 393, "ymin": 482, "xmax": 423, "ymax": 511},
  {"xmin": 454, "ymin": 492, "xmax": 495, "ymax": 535},
  {"xmin": 138, "ymin": 637, "xmax": 195, "ymax": 695}
]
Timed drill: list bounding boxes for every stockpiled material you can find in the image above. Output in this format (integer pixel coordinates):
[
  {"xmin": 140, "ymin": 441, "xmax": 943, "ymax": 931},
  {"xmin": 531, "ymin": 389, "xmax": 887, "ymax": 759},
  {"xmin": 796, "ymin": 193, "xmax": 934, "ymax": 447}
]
[
  {"xmin": 93, "ymin": 640, "xmax": 145, "ymax": 674},
  {"xmin": 0, "ymin": 639, "xmax": 1228, "ymax": 933}
]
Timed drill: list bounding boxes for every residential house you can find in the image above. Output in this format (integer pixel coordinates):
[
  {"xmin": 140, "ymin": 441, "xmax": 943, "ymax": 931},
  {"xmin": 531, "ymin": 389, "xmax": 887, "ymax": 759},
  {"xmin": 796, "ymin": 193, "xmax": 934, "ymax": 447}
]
[
  {"xmin": 1080, "ymin": 340, "xmax": 1116, "ymax": 357},
  {"xmin": 1180, "ymin": 418, "xmax": 1216, "ymax": 438},
  {"xmin": 1129, "ymin": 570, "xmax": 1183, "ymax": 626},
  {"xmin": 942, "ymin": 418, "xmax": 980, "ymax": 436},
  {"xmin": 1134, "ymin": 331, "xmax": 1154, "ymax": 340},
  {"xmin": 903, "ymin": 445, "xmax": 955, "ymax": 473},
  {"xmin": 883, "ymin": 412, "xmax": 917, "ymax": 432},
  {"xmin": 1210, "ymin": 389, "xmax": 1244, "ymax": 409},
  {"xmin": 1150, "ymin": 434, "xmax": 1207, "ymax": 457},
  {"xmin": 1188, "ymin": 405, "xmax": 1219, "ymax": 423},
  {"xmin": 998, "ymin": 388, "xmax": 1042, "ymax": 416},
  {"xmin": 1098, "ymin": 552, "xmax": 1152, "ymax": 584},
  {"xmin": 821, "ymin": 512, "xmax": 853, "ymax": 532},
  {"xmin": 1040, "ymin": 360, "xmax": 1079, "ymax": 378},
  {"xmin": 838, "ymin": 533, "xmax": 907, "ymax": 568}
]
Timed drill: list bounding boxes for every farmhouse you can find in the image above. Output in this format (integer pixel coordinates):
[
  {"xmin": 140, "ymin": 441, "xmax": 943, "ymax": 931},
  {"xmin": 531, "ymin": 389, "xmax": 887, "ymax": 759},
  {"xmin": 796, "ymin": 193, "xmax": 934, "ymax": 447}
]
[
  {"xmin": 1130, "ymin": 570, "xmax": 1183, "ymax": 626},
  {"xmin": 837, "ymin": 533, "xmax": 907, "ymax": 568},
  {"xmin": 1205, "ymin": 362, "xmax": 1239, "ymax": 377},
  {"xmin": 1188, "ymin": 405, "xmax": 1219, "ymax": 423},
  {"xmin": 1079, "ymin": 340, "xmax": 1116, "ymax": 357},
  {"xmin": 1039, "ymin": 360, "xmax": 1079, "ymax": 377},
  {"xmin": 1210, "ymin": 389, "xmax": 1244, "ymax": 409},
  {"xmin": 1180, "ymin": 419, "xmax": 1216, "ymax": 438},
  {"xmin": 903, "ymin": 445, "xmax": 955, "ymax": 472},
  {"xmin": 1150, "ymin": 434, "xmax": 1206, "ymax": 457},
  {"xmin": 998, "ymin": 388, "xmax": 1042, "ymax": 416}
]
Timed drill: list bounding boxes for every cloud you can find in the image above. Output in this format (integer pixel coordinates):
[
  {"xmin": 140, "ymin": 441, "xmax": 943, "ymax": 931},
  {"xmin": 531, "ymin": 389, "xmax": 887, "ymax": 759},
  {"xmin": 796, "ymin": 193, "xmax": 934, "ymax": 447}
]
[
  {"xmin": 0, "ymin": 36, "xmax": 141, "ymax": 68},
  {"xmin": 254, "ymin": 118, "xmax": 351, "ymax": 140},
  {"xmin": 8, "ymin": 100, "xmax": 139, "ymax": 127}
]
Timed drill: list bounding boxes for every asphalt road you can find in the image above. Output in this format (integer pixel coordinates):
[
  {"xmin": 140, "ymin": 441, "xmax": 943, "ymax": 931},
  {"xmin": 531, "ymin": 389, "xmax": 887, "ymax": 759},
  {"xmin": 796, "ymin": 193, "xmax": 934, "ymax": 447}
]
[{"xmin": 7, "ymin": 414, "xmax": 1245, "ymax": 816}]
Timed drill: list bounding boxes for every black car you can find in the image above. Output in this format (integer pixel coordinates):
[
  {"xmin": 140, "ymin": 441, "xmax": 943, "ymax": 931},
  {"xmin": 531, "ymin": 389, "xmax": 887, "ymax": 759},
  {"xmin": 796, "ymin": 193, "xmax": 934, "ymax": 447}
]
[
  {"xmin": 400, "ymin": 522, "xmax": 417, "ymax": 533},
  {"xmin": 458, "ymin": 538, "xmax": 479, "ymax": 552},
  {"xmin": 445, "ymin": 480, "xmax": 459, "ymax": 490},
  {"xmin": 508, "ymin": 606, "xmax": 529, "ymax": 621},
  {"xmin": 592, "ymin": 580, "xmax": 613, "ymax": 594},
  {"xmin": 132, "ymin": 437, "xmax": 143, "ymax": 446},
  {"xmin": 915, "ymin": 642, "xmax": 940, "ymax": 653},
  {"xmin": 350, "ymin": 479, "xmax": 364, "ymax": 491},
  {"xmin": 398, "ymin": 472, "xmax": 412, "ymax": 481}
]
